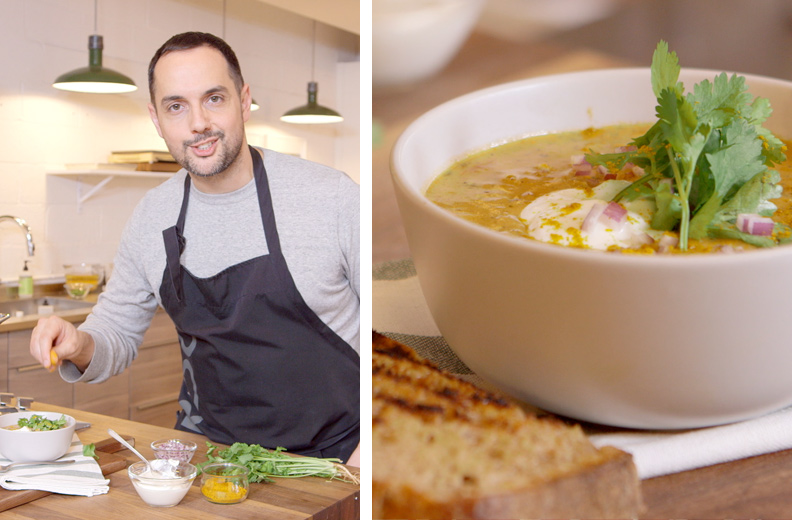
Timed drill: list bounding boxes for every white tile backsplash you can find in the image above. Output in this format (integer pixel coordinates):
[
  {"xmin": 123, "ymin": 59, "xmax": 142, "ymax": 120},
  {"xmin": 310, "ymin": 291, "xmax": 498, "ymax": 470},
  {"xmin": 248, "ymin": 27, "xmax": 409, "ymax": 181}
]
[{"xmin": 0, "ymin": 0, "xmax": 359, "ymax": 282}]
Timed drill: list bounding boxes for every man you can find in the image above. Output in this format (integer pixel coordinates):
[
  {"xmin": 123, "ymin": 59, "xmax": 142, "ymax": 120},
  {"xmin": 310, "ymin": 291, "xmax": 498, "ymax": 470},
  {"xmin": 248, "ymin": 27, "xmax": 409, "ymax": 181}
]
[{"xmin": 29, "ymin": 32, "xmax": 360, "ymax": 465}]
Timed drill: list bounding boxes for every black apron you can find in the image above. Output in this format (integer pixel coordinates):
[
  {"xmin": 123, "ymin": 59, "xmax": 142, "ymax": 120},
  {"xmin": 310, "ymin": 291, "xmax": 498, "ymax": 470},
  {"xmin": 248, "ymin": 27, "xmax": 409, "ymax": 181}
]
[{"xmin": 159, "ymin": 146, "xmax": 359, "ymax": 460}]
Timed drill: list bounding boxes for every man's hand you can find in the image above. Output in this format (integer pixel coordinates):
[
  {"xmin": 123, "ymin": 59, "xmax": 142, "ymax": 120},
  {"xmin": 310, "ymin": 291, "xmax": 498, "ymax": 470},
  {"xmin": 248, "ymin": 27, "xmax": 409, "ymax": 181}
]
[
  {"xmin": 347, "ymin": 442, "xmax": 360, "ymax": 468},
  {"xmin": 29, "ymin": 316, "xmax": 95, "ymax": 372}
]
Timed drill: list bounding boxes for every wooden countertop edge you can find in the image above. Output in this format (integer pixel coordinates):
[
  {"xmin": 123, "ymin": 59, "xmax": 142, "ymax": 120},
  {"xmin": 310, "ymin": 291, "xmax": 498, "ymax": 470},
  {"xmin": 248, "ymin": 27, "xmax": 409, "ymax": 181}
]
[{"xmin": 0, "ymin": 308, "xmax": 91, "ymax": 332}]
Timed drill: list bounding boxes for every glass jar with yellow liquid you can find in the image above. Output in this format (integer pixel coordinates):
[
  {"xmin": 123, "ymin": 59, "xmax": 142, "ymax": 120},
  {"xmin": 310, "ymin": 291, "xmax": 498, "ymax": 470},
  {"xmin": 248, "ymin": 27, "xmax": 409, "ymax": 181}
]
[{"xmin": 63, "ymin": 263, "xmax": 103, "ymax": 300}]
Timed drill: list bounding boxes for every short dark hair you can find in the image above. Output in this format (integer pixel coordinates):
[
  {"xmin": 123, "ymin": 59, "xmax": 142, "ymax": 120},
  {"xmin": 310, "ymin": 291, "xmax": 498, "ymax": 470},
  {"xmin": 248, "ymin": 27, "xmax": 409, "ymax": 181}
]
[{"xmin": 148, "ymin": 31, "xmax": 245, "ymax": 102}]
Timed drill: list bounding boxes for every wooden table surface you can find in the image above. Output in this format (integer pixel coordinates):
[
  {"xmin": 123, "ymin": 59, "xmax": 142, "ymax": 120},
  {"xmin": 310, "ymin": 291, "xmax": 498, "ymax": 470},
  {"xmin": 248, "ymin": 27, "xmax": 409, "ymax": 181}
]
[
  {"xmin": 372, "ymin": 31, "xmax": 792, "ymax": 518},
  {"xmin": 0, "ymin": 403, "xmax": 359, "ymax": 519}
]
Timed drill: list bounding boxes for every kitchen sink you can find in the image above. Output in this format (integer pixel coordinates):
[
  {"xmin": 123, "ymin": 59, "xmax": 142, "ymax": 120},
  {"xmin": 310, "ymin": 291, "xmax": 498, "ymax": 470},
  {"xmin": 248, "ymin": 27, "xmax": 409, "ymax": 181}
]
[{"xmin": 0, "ymin": 297, "xmax": 94, "ymax": 317}]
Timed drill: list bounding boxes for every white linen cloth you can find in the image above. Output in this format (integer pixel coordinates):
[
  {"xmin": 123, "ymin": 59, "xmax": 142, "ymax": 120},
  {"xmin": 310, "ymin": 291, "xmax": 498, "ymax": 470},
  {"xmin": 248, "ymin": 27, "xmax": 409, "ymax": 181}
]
[
  {"xmin": 0, "ymin": 434, "xmax": 110, "ymax": 496},
  {"xmin": 373, "ymin": 259, "xmax": 792, "ymax": 480}
]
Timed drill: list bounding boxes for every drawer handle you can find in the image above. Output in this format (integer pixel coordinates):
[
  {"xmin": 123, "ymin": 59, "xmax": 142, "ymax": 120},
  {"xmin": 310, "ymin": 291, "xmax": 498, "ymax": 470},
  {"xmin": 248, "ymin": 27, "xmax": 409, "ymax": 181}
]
[
  {"xmin": 139, "ymin": 339, "xmax": 177, "ymax": 350},
  {"xmin": 135, "ymin": 394, "xmax": 179, "ymax": 411},
  {"xmin": 17, "ymin": 365, "xmax": 46, "ymax": 374}
]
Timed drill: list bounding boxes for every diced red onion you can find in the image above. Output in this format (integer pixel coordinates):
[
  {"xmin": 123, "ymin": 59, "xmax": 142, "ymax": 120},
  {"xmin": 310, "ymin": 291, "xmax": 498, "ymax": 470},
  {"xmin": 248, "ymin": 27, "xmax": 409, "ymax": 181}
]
[
  {"xmin": 574, "ymin": 163, "xmax": 593, "ymax": 176},
  {"xmin": 597, "ymin": 165, "xmax": 609, "ymax": 175},
  {"xmin": 737, "ymin": 213, "xmax": 774, "ymax": 236},
  {"xmin": 616, "ymin": 145, "xmax": 637, "ymax": 153},
  {"xmin": 582, "ymin": 201, "xmax": 628, "ymax": 233},
  {"xmin": 582, "ymin": 202, "xmax": 606, "ymax": 233}
]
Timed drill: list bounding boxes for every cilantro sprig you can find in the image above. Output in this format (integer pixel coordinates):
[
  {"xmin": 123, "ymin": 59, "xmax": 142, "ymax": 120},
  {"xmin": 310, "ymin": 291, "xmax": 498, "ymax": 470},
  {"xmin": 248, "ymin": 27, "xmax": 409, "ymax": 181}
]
[{"xmin": 586, "ymin": 40, "xmax": 791, "ymax": 250}]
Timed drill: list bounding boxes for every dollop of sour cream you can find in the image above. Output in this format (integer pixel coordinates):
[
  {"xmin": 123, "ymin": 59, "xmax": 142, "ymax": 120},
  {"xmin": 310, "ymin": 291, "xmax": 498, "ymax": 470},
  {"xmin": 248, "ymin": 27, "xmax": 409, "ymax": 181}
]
[{"xmin": 520, "ymin": 180, "xmax": 661, "ymax": 250}]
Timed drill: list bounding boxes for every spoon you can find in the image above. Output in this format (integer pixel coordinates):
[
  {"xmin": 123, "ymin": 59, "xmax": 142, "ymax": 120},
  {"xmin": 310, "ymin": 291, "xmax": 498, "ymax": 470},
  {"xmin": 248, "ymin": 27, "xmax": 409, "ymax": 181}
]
[
  {"xmin": 107, "ymin": 428, "xmax": 149, "ymax": 466},
  {"xmin": 0, "ymin": 313, "xmax": 9, "ymax": 325},
  {"xmin": 107, "ymin": 428, "xmax": 176, "ymax": 477}
]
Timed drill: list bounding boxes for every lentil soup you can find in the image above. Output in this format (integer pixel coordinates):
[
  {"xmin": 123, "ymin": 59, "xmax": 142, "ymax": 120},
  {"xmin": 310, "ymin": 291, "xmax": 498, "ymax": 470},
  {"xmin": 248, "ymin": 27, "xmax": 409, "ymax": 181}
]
[{"xmin": 426, "ymin": 123, "xmax": 792, "ymax": 254}]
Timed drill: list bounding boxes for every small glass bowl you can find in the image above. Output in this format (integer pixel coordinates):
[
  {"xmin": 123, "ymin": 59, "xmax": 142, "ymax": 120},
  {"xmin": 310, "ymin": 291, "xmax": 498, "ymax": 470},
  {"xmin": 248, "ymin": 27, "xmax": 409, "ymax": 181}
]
[
  {"xmin": 200, "ymin": 462, "xmax": 250, "ymax": 505},
  {"xmin": 151, "ymin": 438, "xmax": 198, "ymax": 463},
  {"xmin": 128, "ymin": 460, "xmax": 197, "ymax": 508}
]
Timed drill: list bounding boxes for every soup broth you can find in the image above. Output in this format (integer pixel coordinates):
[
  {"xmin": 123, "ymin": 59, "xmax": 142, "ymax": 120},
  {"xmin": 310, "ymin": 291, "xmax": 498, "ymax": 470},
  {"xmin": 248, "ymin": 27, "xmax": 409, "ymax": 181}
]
[{"xmin": 426, "ymin": 124, "xmax": 792, "ymax": 254}]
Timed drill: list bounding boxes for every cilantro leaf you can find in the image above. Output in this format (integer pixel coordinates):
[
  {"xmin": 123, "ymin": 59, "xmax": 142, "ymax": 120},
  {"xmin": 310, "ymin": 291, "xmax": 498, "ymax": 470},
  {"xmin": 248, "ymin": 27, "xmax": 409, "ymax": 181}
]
[{"xmin": 651, "ymin": 40, "xmax": 681, "ymax": 98}]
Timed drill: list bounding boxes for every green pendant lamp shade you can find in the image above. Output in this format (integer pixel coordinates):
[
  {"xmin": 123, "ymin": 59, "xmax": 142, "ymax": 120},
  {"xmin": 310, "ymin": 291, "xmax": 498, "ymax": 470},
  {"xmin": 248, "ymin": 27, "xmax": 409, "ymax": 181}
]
[
  {"xmin": 53, "ymin": 35, "xmax": 137, "ymax": 94},
  {"xmin": 280, "ymin": 81, "xmax": 343, "ymax": 124},
  {"xmin": 281, "ymin": 21, "xmax": 343, "ymax": 125}
]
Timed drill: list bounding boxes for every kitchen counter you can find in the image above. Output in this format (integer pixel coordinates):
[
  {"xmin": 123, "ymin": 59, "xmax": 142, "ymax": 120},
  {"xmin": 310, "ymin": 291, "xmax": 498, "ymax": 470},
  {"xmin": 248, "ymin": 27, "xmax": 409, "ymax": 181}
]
[
  {"xmin": 0, "ymin": 294, "xmax": 97, "ymax": 333},
  {"xmin": 1, "ymin": 402, "xmax": 360, "ymax": 519}
]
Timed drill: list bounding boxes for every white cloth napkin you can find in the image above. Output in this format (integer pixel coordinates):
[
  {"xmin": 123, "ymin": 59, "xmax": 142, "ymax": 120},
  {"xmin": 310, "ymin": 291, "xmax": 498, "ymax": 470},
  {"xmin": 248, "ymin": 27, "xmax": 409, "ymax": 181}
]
[
  {"xmin": 0, "ymin": 434, "xmax": 110, "ymax": 496},
  {"xmin": 373, "ymin": 259, "xmax": 792, "ymax": 480}
]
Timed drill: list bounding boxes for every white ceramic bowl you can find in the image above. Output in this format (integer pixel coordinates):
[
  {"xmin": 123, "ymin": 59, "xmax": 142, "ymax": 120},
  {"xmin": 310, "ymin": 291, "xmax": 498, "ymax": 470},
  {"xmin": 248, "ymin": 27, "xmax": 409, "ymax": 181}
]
[
  {"xmin": 391, "ymin": 68, "xmax": 792, "ymax": 429},
  {"xmin": 0, "ymin": 411, "xmax": 76, "ymax": 462},
  {"xmin": 373, "ymin": 0, "xmax": 486, "ymax": 88}
]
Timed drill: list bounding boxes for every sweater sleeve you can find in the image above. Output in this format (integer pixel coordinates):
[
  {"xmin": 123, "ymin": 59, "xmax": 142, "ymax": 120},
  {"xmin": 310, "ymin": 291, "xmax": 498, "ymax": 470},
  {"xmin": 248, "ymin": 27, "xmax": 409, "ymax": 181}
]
[{"xmin": 339, "ymin": 174, "xmax": 360, "ymax": 301}]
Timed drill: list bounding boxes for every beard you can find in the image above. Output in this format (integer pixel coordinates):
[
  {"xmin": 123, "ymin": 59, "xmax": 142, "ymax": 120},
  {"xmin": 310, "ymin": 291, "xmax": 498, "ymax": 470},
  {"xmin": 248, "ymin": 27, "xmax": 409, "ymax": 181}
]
[{"xmin": 177, "ymin": 130, "xmax": 244, "ymax": 178}]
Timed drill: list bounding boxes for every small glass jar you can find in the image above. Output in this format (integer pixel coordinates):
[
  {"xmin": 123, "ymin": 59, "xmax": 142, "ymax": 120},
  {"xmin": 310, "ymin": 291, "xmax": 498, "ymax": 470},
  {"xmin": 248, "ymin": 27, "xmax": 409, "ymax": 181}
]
[
  {"xmin": 151, "ymin": 438, "xmax": 198, "ymax": 463},
  {"xmin": 200, "ymin": 462, "xmax": 250, "ymax": 504}
]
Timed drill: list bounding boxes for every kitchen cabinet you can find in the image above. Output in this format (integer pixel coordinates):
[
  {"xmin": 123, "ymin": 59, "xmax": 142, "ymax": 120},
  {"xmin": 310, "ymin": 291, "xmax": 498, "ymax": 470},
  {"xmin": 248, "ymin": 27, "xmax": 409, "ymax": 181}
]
[
  {"xmin": 8, "ymin": 328, "xmax": 73, "ymax": 407},
  {"xmin": 1, "ymin": 310, "xmax": 183, "ymax": 429},
  {"xmin": 129, "ymin": 310, "xmax": 183, "ymax": 427}
]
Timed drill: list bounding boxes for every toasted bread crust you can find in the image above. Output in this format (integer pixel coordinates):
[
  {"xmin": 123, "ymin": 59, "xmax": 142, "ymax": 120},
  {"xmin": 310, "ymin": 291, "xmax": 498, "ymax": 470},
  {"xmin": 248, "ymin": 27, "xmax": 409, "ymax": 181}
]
[{"xmin": 372, "ymin": 331, "xmax": 644, "ymax": 519}]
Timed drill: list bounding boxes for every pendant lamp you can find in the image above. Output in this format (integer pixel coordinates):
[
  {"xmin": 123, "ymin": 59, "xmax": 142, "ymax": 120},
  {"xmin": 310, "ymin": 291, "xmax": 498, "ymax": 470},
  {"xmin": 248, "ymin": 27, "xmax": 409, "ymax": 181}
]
[
  {"xmin": 280, "ymin": 21, "xmax": 343, "ymax": 124},
  {"xmin": 52, "ymin": 0, "xmax": 137, "ymax": 94}
]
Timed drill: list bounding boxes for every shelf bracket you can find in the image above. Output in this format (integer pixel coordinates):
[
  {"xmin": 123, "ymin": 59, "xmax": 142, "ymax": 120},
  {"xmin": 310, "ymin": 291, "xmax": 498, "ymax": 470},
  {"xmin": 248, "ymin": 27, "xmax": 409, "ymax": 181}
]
[{"xmin": 77, "ymin": 175, "xmax": 115, "ymax": 212}]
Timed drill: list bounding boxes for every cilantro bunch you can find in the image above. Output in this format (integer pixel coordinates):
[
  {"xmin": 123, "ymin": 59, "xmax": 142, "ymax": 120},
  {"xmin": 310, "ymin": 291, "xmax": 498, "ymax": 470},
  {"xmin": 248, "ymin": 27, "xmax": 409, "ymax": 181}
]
[
  {"xmin": 197, "ymin": 442, "xmax": 359, "ymax": 485},
  {"xmin": 586, "ymin": 40, "xmax": 791, "ymax": 250}
]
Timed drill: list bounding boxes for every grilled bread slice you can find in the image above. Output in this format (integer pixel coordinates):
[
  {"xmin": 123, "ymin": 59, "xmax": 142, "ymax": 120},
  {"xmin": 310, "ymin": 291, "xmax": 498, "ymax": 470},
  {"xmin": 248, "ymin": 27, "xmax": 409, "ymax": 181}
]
[{"xmin": 372, "ymin": 331, "xmax": 643, "ymax": 519}]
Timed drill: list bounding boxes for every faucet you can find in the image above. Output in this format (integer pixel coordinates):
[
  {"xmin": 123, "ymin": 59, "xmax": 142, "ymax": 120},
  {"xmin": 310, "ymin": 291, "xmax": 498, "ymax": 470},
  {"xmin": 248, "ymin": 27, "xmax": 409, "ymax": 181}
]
[{"xmin": 0, "ymin": 216, "xmax": 35, "ymax": 256}]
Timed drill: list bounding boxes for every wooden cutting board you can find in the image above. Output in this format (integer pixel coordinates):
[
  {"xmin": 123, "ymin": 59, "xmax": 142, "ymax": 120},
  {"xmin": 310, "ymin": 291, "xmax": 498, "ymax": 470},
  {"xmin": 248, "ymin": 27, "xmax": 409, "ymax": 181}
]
[{"xmin": 0, "ymin": 435, "xmax": 131, "ymax": 512}]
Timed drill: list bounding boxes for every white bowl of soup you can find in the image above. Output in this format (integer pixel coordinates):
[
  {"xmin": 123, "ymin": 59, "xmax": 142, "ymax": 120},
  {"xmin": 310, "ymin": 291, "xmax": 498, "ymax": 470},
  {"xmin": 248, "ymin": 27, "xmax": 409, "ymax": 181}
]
[
  {"xmin": 0, "ymin": 412, "xmax": 76, "ymax": 462},
  {"xmin": 390, "ymin": 67, "xmax": 792, "ymax": 429}
]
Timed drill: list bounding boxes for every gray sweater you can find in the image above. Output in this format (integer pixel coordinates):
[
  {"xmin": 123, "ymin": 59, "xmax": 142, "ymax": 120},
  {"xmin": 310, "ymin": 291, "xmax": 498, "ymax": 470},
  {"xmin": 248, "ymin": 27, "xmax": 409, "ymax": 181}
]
[{"xmin": 67, "ymin": 149, "xmax": 359, "ymax": 384}]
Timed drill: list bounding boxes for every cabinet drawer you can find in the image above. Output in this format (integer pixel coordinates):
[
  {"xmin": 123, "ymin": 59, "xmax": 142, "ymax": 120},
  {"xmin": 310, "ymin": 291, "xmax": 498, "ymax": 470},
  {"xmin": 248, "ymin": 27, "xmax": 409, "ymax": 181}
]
[
  {"xmin": 130, "ymin": 341, "xmax": 182, "ymax": 404},
  {"xmin": 73, "ymin": 371, "xmax": 130, "ymax": 419},
  {"xmin": 9, "ymin": 365, "xmax": 72, "ymax": 407},
  {"xmin": 141, "ymin": 310, "xmax": 179, "ymax": 346},
  {"xmin": 8, "ymin": 327, "xmax": 63, "ymax": 369},
  {"xmin": 130, "ymin": 394, "xmax": 181, "ymax": 429}
]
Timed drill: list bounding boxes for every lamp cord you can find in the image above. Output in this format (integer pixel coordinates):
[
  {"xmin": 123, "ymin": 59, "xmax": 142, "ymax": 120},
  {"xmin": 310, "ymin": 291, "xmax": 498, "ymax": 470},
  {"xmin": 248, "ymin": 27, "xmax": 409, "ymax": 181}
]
[{"xmin": 311, "ymin": 20, "xmax": 317, "ymax": 82}]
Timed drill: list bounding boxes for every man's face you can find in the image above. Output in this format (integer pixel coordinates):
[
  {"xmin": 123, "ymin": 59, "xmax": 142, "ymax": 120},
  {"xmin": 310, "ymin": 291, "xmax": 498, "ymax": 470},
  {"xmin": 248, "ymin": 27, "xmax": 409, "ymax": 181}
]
[{"xmin": 148, "ymin": 46, "xmax": 251, "ymax": 178}]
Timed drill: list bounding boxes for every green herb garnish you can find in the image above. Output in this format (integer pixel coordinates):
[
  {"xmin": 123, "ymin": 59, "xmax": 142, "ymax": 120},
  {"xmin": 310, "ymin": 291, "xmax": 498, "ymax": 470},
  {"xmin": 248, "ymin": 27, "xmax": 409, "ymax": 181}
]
[
  {"xmin": 83, "ymin": 443, "xmax": 97, "ymax": 459},
  {"xmin": 586, "ymin": 40, "xmax": 791, "ymax": 250},
  {"xmin": 196, "ymin": 442, "xmax": 359, "ymax": 484},
  {"xmin": 17, "ymin": 414, "xmax": 67, "ymax": 431}
]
